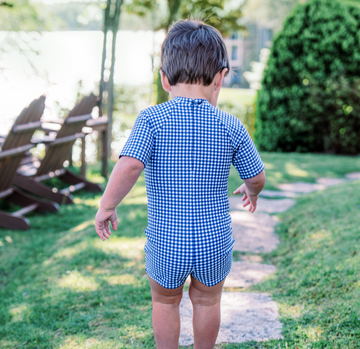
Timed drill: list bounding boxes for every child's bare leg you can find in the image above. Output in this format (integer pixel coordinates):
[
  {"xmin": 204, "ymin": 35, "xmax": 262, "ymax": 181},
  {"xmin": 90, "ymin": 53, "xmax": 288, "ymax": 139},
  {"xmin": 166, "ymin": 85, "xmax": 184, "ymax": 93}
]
[
  {"xmin": 148, "ymin": 275, "xmax": 184, "ymax": 349},
  {"xmin": 189, "ymin": 276, "xmax": 225, "ymax": 349}
]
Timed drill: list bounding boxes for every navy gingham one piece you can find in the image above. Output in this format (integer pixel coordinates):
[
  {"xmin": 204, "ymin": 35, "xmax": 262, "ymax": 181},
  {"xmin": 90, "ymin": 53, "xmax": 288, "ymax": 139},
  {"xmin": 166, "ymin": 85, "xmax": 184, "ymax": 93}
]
[{"xmin": 120, "ymin": 96, "xmax": 264, "ymax": 289}]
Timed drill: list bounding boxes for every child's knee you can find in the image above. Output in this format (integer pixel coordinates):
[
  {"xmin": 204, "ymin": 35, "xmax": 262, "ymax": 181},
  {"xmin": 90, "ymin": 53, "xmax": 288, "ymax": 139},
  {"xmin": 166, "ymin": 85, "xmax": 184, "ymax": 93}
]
[{"xmin": 189, "ymin": 292, "xmax": 220, "ymax": 308}]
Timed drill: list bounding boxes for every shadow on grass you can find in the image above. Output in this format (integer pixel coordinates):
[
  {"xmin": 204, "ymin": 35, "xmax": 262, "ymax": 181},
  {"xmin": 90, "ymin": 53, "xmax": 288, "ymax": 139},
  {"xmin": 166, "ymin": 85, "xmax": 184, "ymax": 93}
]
[{"xmin": 0, "ymin": 170, "xmax": 157, "ymax": 348}]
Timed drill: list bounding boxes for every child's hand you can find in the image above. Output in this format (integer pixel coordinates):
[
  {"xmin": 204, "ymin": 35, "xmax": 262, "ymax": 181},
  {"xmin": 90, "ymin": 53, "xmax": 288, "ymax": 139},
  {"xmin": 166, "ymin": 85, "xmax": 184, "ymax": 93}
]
[
  {"xmin": 233, "ymin": 184, "xmax": 258, "ymax": 213},
  {"xmin": 95, "ymin": 208, "xmax": 118, "ymax": 241}
]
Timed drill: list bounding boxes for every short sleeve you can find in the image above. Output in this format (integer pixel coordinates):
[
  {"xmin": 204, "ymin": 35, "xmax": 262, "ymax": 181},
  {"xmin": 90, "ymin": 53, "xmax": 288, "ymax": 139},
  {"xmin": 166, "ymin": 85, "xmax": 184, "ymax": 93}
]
[
  {"xmin": 232, "ymin": 125, "xmax": 264, "ymax": 179},
  {"xmin": 119, "ymin": 111, "xmax": 154, "ymax": 167}
]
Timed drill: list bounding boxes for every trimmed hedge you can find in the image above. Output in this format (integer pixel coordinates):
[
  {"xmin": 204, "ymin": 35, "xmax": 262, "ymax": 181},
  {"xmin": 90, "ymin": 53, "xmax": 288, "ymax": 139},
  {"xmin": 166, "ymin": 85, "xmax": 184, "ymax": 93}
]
[{"xmin": 255, "ymin": 0, "xmax": 360, "ymax": 154}]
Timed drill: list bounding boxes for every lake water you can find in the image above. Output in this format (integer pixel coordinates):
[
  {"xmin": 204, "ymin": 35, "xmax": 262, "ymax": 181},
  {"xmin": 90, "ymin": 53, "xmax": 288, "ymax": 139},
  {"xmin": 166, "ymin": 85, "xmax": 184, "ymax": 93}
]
[{"xmin": 0, "ymin": 30, "xmax": 165, "ymax": 135}]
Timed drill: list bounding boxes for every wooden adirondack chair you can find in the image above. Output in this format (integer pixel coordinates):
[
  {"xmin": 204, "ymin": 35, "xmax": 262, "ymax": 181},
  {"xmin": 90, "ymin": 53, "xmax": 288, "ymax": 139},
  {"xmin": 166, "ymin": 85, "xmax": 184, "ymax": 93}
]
[
  {"xmin": 1, "ymin": 95, "xmax": 46, "ymax": 151},
  {"xmin": 0, "ymin": 145, "xmax": 59, "ymax": 230},
  {"xmin": 13, "ymin": 94, "xmax": 103, "ymax": 205}
]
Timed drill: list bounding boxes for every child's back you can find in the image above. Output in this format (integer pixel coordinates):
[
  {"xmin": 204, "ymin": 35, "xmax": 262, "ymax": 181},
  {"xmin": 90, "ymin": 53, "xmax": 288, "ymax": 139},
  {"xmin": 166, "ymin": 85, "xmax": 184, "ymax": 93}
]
[
  {"xmin": 121, "ymin": 96, "xmax": 264, "ymax": 289},
  {"xmin": 95, "ymin": 18, "xmax": 266, "ymax": 349}
]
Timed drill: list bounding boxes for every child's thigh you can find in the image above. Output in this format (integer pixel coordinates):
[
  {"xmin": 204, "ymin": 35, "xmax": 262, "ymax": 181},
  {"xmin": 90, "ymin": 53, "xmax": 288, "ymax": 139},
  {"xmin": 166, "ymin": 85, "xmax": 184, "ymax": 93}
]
[
  {"xmin": 148, "ymin": 274, "xmax": 184, "ymax": 305},
  {"xmin": 189, "ymin": 276, "xmax": 225, "ymax": 306}
]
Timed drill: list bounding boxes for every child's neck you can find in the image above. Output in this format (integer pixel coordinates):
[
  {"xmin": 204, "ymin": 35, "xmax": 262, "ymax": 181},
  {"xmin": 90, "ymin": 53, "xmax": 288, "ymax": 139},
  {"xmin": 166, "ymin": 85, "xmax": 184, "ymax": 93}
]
[{"xmin": 169, "ymin": 83, "xmax": 219, "ymax": 107}]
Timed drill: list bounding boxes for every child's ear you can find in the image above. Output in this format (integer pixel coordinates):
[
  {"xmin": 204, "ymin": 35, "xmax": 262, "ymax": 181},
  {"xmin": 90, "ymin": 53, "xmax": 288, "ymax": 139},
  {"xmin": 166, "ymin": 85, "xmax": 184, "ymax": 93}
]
[
  {"xmin": 214, "ymin": 68, "xmax": 228, "ymax": 91},
  {"xmin": 160, "ymin": 70, "xmax": 171, "ymax": 92}
]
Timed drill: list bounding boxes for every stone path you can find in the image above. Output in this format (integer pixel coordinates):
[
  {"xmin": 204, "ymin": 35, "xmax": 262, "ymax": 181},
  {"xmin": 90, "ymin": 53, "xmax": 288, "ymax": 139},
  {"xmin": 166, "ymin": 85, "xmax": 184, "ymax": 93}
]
[
  {"xmin": 224, "ymin": 261, "xmax": 277, "ymax": 288},
  {"xmin": 180, "ymin": 292, "xmax": 283, "ymax": 346},
  {"xmin": 346, "ymin": 172, "xmax": 360, "ymax": 180},
  {"xmin": 179, "ymin": 174, "xmax": 359, "ymax": 347},
  {"xmin": 276, "ymin": 181, "xmax": 325, "ymax": 193},
  {"xmin": 259, "ymin": 189, "xmax": 298, "ymax": 198},
  {"xmin": 230, "ymin": 211, "xmax": 280, "ymax": 253},
  {"xmin": 229, "ymin": 197, "xmax": 296, "ymax": 213}
]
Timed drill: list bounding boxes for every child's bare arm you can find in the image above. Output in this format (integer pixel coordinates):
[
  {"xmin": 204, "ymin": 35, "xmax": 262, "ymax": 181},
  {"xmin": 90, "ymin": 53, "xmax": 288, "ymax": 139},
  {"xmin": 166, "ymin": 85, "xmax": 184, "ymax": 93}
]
[
  {"xmin": 95, "ymin": 156, "xmax": 144, "ymax": 241},
  {"xmin": 233, "ymin": 170, "xmax": 266, "ymax": 213}
]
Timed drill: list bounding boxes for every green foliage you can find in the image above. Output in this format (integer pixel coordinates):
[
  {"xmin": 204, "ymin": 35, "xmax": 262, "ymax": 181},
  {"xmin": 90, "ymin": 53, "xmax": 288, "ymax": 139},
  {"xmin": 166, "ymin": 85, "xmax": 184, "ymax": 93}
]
[
  {"xmin": 218, "ymin": 101, "xmax": 256, "ymax": 138},
  {"xmin": 0, "ymin": 0, "xmax": 56, "ymax": 31},
  {"xmin": 178, "ymin": 0, "xmax": 244, "ymax": 36},
  {"xmin": 155, "ymin": 70, "xmax": 169, "ymax": 105},
  {"xmin": 0, "ymin": 2, "xmax": 13, "ymax": 8},
  {"xmin": 255, "ymin": 0, "xmax": 360, "ymax": 154},
  {"xmin": 113, "ymin": 84, "xmax": 150, "ymax": 115},
  {"xmin": 217, "ymin": 88, "xmax": 256, "ymax": 139},
  {"xmin": 339, "ymin": 0, "xmax": 360, "ymax": 8},
  {"xmin": 124, "ymin": 0, "xmax": 155, "ymax": 16}
]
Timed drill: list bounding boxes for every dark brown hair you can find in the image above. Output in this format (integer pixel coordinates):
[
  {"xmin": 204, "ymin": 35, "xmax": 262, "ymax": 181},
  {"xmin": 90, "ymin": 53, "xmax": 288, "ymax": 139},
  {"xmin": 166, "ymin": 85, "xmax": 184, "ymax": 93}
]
[{"xmin": 161, "ymin": 19, "xmax": 229, "ymax": 86}]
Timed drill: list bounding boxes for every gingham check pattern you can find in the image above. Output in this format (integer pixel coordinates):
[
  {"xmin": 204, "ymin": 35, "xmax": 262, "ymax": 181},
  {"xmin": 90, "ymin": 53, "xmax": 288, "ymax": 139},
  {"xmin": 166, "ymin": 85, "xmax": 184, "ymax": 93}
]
[{"xmin": 120, "ymin": 96, "xmax": 264, "ymax": 289}]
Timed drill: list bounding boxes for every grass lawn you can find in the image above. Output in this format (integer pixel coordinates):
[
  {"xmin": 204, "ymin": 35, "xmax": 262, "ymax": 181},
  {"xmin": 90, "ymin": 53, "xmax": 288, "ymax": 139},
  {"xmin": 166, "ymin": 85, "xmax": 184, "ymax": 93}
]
[
  {"xmin": 0, "ymin": 153, "xmax": 359, "ymax": 348},
  {"xmin": 229, "ymin": 152, "xmax": 360, "ymax": 192}
]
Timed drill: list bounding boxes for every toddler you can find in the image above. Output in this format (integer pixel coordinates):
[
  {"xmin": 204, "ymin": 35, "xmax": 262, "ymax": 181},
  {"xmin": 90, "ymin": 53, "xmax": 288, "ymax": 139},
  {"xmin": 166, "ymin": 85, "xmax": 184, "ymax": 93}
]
[{"xmin": 95, "ymin": 19, "xmax": 266, "ymax": 349}]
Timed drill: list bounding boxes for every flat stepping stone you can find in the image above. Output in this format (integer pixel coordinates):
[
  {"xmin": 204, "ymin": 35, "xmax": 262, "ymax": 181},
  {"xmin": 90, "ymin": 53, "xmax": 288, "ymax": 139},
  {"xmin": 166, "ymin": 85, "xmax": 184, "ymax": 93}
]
[
  {"xmin": 259, "ymin": 189, "xmax": 298, "ymax": 198},
  {"xmin": 346, "ymin": 172, "xmax": 360, "ymax": 180},
  {"xmin": 185, "ymin": 261, "xmax": 276, "ymax": 288},
  {"xmin": 179, "ymin": 292, "xmax": 283, "ymax": 346},
  {"xmin": 224, "ymin": 261, "xmax": 276, "ymax": 288},
  {"xmin": 276, "ymin": 181, "xmax": 325, "ymax": 193},
  {"xmin": 231, "ymin": 211, "xmax": 279, "ymax": 253},
  {"xmin": 229, "ymin": 197, "xmax": 296, "ymax": 214},
  {"xmin": 316, "ymin": 177, "xmax": 348, "ymax": 186}
]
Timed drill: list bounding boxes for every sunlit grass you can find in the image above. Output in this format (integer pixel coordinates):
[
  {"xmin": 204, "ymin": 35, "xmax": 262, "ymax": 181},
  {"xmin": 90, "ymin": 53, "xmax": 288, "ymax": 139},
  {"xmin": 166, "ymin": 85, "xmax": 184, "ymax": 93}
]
[
  {"xmin": 9, "ymin": 303, "xmax": 29, "ymax": 322},
  {"xmin": 246, "ymin": 180, "xmax": 360, "ymax": 348},
  {"xmin": 228, "ymin": 152, "xmax": 360, "ymax": 192},
  {"xmin": 57, "ymin": 271, "xmax": 99, "ymax": 292},
  {"xmin": 285, "ymin": 162, "xmax": 308, "ymax": 177}
]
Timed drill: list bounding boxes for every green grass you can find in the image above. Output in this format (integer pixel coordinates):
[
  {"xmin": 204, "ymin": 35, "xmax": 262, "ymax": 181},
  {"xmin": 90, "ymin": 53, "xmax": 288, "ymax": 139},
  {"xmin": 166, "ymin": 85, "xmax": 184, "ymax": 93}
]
[
  {"xmin": 228, "ymin": 152, "xmax": 360, "ymax": 192},
  {"xmin": 237, "ymin": 180, "xmax": 360, "ymax": 349},
  {"xmin": 0, "ymin": 164, "xmax": 154, "ymax": 348},
  {"xmin": 0, "ymin": 153, "xmax": 360, "ymax": 348}
]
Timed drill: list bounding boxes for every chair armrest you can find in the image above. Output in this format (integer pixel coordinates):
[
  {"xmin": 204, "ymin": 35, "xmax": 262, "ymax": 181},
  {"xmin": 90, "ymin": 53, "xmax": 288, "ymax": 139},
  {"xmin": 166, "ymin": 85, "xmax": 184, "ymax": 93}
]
[
  {"xmin": 31, "ymin": 135, "xmax": 56, "ymax": 144},
  {"xmin": 41, "ymin": 122, "xmax": 62, "ymax": 132},
  {"xmin": 82, "ymin": 126, "xmax": 93, "ymax": 135},
  {"xmin": 0, "ymin": 144, "xmax": 34, "ymax": 161},
  {"xmin": 87, "ymin": 116, "xmax": 108, "ymax": 127}
]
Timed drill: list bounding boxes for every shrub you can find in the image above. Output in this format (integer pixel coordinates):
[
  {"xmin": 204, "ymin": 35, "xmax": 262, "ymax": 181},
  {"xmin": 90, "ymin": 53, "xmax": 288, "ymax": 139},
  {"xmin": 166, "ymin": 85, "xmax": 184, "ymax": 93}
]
[
  {"xmin": 255, "ymin": 0, "xmax": 360, "ymax": 154},
  {"xmin": 218, "ymin": 101, "xmax": 256, "ymax": 138}
]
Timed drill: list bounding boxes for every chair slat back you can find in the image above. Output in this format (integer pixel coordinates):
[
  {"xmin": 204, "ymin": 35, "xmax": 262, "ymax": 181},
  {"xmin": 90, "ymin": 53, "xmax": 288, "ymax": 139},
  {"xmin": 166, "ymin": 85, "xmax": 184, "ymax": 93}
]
[
  {"xmin": 0, "ymin": 145, "xmax": 33, "ymax": 192},
  {"xmin": 56, "ymin": 94, "xmax": 98, "ymax": 139},
  {"xmin": 2, "ymin": 96, "xmax": 45, "ymax": 150},
  {"xmin": 35, "ymin": 94, "xmax": 97, "ymax": 177},
  {"xmin": 36, "ymin": 135, "xmax": 81, "ymax": 176}
]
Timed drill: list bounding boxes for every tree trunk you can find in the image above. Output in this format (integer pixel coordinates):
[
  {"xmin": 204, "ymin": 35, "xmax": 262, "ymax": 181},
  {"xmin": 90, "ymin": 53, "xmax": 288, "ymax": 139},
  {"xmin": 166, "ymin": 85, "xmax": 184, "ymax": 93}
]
[
  {"xmin": 99, "ymin": 0, "xmax": 111, "ymax": 117},
  {"xmin": 98, "ymin": 0, "xmax": 123, "ymax": 177},
  {"xmin": 155, "ymin": 0, "xmax": 181, "ymax": 105},
  {"xmin": 107, "ymin": 0, "xmax": 122, "ymax": 155},
  {"xmin": 167, "ymin": 0, "xmax": 181, "ymax": 27}
]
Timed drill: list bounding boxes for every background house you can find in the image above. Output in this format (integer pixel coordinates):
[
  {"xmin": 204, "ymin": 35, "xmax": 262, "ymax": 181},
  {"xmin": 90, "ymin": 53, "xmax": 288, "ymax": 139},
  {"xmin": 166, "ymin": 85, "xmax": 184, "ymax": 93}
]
[{"xmin": 224, "ymin": 23, "xmax": 272, "ymax": 88}]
